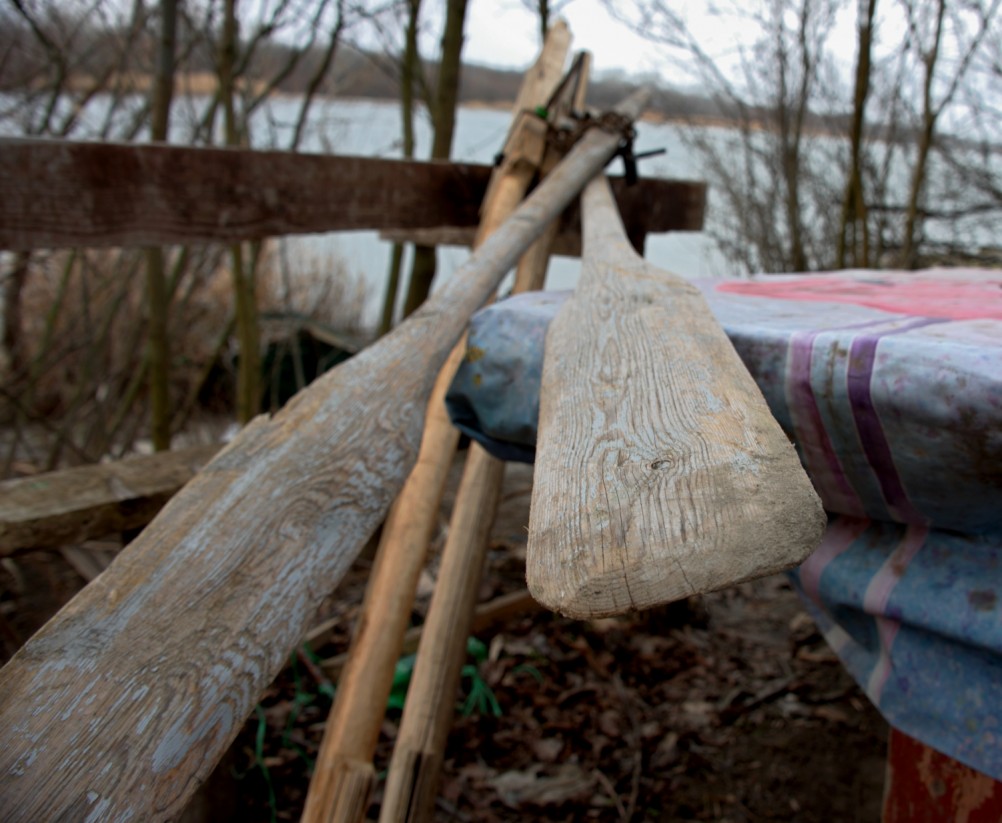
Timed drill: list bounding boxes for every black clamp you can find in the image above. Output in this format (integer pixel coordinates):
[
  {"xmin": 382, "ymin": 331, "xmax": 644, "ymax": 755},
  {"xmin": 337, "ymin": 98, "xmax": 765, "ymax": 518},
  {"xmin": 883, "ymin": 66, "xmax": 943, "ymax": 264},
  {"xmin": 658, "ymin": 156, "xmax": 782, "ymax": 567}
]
[{"xmin": 614, "ymin": 142, "xmax": 667, "ymax": 185}]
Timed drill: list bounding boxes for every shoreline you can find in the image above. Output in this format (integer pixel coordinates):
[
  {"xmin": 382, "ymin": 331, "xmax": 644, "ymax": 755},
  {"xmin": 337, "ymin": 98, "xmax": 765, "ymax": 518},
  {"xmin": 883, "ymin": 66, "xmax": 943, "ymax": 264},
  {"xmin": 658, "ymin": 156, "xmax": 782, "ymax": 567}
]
[{"xmin": 49, "ymin": 73, "xmax": 979, "ymax": 146}]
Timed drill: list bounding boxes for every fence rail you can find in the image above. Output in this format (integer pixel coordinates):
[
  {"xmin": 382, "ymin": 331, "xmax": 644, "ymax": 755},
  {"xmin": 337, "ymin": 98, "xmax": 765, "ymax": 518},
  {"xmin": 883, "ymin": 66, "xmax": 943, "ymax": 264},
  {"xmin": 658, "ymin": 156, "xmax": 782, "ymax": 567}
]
[{"xmin": 0, "ymin": 137, "xmax": 704, "ymax": 252}]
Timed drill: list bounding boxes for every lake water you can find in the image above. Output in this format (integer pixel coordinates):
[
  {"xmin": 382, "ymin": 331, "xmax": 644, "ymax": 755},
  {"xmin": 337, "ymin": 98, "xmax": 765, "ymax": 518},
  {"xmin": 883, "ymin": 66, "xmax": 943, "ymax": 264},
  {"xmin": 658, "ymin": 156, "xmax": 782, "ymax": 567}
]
[{"xmin": 246, "ymin": 97, "xmax": 734, "ymax": 329}]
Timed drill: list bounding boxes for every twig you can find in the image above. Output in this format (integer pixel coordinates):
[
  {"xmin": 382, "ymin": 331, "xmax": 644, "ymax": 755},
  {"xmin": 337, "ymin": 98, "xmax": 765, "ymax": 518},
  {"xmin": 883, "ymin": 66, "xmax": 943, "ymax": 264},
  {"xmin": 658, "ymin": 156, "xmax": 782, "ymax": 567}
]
[
  {"xmin": 593, "ymin": 767, "xmax": 628, "ymax": 821},
  {"xmin": 315, "ymin": 589, "xmax": 539, "ymax": 683}
]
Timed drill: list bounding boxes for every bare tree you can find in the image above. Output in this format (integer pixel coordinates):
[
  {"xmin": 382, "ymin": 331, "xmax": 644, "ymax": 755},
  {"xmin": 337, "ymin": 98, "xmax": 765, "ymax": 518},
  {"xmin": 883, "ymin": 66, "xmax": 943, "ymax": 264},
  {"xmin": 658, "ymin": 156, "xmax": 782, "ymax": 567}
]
[
  {"xmin": 521, "ymin": 0, "xmax": 574, "ymax": 42},
  {"xmin": 401, "ymin": 0, "xmax": 470, "ymax": 317},
  {"xmin": 605, "ymin": 0, "xmax": 841, "ymax": 273},
  {"xmin": 837, "ymin": 0, "xmax": 877, "ymax": 268},
  {"xmin": 380, "ymin": 0, "xmax": 422, "ymax": 335},
  {"xmin": 146, "ymin": 0, "xmax": 180, "ymax": 451},
  {"xmin": 0, "ymin": 0, "xmax": 390, "ymax": 467},
  {"xmin": 898, "ymin": 0, "xmax": 1000, "ymax": 266},
  {"xmin": 607, "ymin": 0, "xmax": 1002, "ymax": 272}
]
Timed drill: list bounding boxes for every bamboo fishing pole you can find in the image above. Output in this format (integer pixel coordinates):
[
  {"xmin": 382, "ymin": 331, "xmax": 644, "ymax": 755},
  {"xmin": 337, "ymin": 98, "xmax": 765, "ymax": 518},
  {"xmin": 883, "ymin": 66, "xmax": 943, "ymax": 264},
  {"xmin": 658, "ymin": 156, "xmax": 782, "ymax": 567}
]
[{"xmin": 377, "ymin": 56, "xmax": 595, "ymax": 823}]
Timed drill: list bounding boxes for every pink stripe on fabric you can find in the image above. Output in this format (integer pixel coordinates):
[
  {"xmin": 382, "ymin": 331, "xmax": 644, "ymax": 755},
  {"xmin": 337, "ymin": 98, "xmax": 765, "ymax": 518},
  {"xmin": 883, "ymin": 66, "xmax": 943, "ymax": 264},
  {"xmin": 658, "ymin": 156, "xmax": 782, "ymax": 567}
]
[
  {"xmin": 867, "ymin": 616, "xmax": 902, "ymax": 703},
  {"xmin": 787, "ymin": 330, "xmax": 864, "ymax": 515},
  {"xmin": 862, "ymin": 526, "xmax": 927, "ymax": 702},
  {"xmin": 717, "ymin": 273, "xmax": 1002, "ymax": 320},
  {"xmin": 863, "ymin": 525, "xmax": 929, "ymax": 616},
  {"xmin": 799, "ymin": 517, "xmax": 870, "ymax": 607},
  {"xmin": 847, "ymin": 320, "xmax": 943, "ymax": 525}
]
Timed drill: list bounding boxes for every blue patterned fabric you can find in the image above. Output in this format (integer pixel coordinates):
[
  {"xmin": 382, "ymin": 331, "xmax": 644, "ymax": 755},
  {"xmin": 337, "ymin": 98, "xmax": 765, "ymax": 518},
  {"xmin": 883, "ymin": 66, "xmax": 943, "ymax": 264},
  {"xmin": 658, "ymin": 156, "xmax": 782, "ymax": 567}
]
[
  {"xmin": 446, "ymin": 271, "xmax": 1002, "ymax": 779},
  {"xmin": 790, "ymin": 518, "xmax": 1002, "ymax": 780}
]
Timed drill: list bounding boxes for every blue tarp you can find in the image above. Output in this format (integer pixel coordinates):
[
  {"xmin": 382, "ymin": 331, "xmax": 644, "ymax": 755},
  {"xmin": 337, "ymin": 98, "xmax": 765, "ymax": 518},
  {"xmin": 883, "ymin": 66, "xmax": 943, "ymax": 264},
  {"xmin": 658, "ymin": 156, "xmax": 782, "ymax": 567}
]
[{"xmin": 446, "ymin": 270, "xmax": 1002, "ymax": 779}]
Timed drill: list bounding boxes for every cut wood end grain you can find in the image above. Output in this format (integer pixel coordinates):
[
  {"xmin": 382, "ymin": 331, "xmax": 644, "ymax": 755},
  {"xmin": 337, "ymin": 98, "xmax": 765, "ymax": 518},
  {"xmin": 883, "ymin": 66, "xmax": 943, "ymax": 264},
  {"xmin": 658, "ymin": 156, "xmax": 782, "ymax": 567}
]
[{"xmin": 526, "ymin": 450, "xmax": 828, "ymax": 619}]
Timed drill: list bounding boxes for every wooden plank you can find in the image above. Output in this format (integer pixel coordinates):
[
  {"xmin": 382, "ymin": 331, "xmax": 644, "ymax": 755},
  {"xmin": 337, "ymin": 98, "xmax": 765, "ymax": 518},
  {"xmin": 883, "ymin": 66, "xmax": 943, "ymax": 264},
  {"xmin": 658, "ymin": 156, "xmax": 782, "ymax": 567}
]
[
  {"xmin": 0, "ymin": 445, "xmax": 220, "ymax": 555},
  {"xmin": 379, "ymin": 176, "xmax": 707, "ymax": 256},
  {"xmin": 0, "ymin": 137, "xmax": 704, "ymax": 251},
  {"xmin": 0, "ymin": 141, "xmax": 489, "ymax": 250},
  {"xmin": 526, "ymin": 175, "xmax": 827, "ymax": 619},
  {"xmin": 0, "ymin": 90, "xmax": 650, "ymax": 823}
]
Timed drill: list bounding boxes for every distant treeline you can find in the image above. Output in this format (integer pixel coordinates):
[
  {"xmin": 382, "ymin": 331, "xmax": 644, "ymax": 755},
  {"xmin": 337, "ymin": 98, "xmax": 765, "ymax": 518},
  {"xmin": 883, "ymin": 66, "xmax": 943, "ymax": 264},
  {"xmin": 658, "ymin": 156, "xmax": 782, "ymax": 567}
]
[{"xmin": 0, "ymin": 6, "xmax": 811, "ymax": 128}]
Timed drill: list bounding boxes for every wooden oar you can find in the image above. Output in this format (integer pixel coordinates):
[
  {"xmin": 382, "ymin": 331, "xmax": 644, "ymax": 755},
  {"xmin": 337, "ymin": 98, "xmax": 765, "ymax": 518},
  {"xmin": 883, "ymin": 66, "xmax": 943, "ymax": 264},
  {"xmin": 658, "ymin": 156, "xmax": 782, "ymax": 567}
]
[
  {"xmin": 0, "ymin": 90, "xmax": 650, "ymax": 823},
  {"xmin": 527, "ymin": 175, "xmax": 827, "ymax": 619}
]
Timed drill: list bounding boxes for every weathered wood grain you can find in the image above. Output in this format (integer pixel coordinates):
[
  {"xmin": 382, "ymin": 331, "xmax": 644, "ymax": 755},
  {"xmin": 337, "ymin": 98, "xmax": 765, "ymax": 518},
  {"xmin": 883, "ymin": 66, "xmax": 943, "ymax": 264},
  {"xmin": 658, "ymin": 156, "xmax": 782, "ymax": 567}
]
[
  {"xmin": 527, "ymin": 176, "xmax": 827, "ymax": 619},
  {"xmin": 0, "ymin": 445, "xmax": 220, "ymax": 555},
  {"xmin": 0, "ymin": 141, "xmax": 487, "ymax": 249},
  {"xmin": 378, "ymin": 176, "xmax": 707, "ymax": 257},
  {"xmin": 0, "ymin": 138, "xmax": 702, "ymax": 252},
  {"xmin": 0, "ymin": 90, "xmax": 650, "ymax": 822}
]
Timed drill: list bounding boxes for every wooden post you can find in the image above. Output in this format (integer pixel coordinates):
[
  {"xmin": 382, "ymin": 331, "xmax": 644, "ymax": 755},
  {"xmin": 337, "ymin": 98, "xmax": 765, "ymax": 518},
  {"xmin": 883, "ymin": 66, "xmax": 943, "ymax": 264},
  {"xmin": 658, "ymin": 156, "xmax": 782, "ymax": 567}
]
[
  {"xmin": 526, "ymin": 175, "xmax": 827, "ymax": 619},
  {"xmin": 377, "ymin": 55, "xmax": 594, "ymax": 823},
  {"xmin": 0, "ymin": 89, "xmax": 645, "ymax": 823},
  {"xmin": 883, "ymin": 728, "xmax": 1002, "ymax": 822},
  {"xmin": 299, "ymin": 25, "xmax": 569, "ymax": 823}
]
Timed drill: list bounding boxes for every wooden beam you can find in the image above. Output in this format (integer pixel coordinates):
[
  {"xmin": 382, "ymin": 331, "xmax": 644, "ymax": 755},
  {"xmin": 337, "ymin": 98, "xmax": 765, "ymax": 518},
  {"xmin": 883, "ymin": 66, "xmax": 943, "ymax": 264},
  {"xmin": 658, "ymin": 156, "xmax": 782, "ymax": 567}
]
[
  {"xmin": 0, "ymin": 138, "xmax": 704, "ymax": 251},
  {"xmin": 379, "ymin": 176, "xmax": 707, "ymax": 257},
  {"xmin": 0, "ymin": 445, "xmax": 220, "ymax": 555},
  {"xmin": 0, "ymin": 89, "xmax": 651, "ymax": 823},
  {"xmin": 0, "ymin": 140, "xmax": 488, "ymax": 250}
]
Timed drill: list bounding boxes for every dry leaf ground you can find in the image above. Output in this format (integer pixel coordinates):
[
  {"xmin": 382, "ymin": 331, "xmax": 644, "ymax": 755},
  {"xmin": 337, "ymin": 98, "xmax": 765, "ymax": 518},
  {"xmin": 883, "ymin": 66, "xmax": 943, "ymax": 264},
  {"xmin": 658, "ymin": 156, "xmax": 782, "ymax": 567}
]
[{"xmin": 1, "ymin": 458, "xmax": 888, "ymax": 822}]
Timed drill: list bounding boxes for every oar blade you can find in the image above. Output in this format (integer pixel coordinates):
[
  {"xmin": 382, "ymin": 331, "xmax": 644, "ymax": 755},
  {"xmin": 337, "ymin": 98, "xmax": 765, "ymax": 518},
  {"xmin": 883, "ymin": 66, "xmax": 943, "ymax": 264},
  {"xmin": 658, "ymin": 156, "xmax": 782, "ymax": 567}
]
[{"xmin": 527, "ymin": 182, "xmax": 826, "ymax": 619}]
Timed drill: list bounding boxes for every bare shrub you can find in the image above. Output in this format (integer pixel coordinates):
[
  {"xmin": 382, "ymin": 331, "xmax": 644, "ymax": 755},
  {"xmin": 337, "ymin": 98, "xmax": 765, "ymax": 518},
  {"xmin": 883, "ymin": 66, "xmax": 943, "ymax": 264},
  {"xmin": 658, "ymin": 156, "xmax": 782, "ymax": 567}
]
[
  {"xmin": 257, "ymin": 240, "xmax": 369, "ymax": 338},
  {"xmin": 0, "ymin": 240, "xmax": 369, "ymax": 476}
]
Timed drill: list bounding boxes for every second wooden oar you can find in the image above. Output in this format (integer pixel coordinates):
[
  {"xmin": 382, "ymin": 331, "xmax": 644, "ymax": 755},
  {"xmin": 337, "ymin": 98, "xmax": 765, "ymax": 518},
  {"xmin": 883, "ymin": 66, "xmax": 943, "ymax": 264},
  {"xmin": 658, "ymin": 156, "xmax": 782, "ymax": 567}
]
[{"xmin": 527, "ymin": 175, "xmax": 827, "ymax": 619}]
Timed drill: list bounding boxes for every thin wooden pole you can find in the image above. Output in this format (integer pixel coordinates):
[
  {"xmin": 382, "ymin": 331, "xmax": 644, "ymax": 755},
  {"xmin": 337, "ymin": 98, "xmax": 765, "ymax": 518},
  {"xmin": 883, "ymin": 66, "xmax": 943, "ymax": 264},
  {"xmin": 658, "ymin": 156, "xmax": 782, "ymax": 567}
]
[
  {"xmin": 300, "ymin": 25, "xmax": 570, "ymax": 823},
  {"xmin": 0, "ymin": 87, "xmax": 646, "ymax": 823},
  {"xmin": 377, "ymin": 56, "xmax": 594, "ymax": 823},
  {"xmin": 526, "ymin": 175, "xmax": 827, "ymax": 619},
  {"xmin": 311, "ymin": 589, "xmax": 540, "ymax": 683}
]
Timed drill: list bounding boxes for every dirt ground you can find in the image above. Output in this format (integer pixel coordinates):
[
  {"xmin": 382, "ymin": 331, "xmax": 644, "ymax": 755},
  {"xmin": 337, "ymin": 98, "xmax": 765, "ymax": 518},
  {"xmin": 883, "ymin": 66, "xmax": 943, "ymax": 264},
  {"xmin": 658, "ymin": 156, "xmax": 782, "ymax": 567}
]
[{"xmin": 1, "ymin": 457, "xmax": 888, "ymax": 822}]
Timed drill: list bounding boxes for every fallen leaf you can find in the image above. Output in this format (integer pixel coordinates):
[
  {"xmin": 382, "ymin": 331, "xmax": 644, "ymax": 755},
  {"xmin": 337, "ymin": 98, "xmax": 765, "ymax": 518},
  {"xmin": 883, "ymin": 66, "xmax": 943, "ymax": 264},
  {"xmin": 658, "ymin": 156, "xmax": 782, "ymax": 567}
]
[
  {"xmin": 531, "ymin": 737, "xmax": 565, "ymax": 762},
  {"xmin": 489, "ymin": 764, "xmax": 595, "ymax": 808}
]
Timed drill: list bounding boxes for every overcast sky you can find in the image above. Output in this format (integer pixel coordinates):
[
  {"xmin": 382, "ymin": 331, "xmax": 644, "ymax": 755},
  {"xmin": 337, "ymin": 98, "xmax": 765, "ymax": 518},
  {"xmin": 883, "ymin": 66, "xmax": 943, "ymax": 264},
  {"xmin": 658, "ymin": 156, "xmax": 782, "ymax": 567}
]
[
  {"xmin": 463, "ymin": 1, "xmax": 671, "ymax": 78},
  {"xmin": 458, "ymin": 1, "xmax": 862, "ymax": 87}
]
